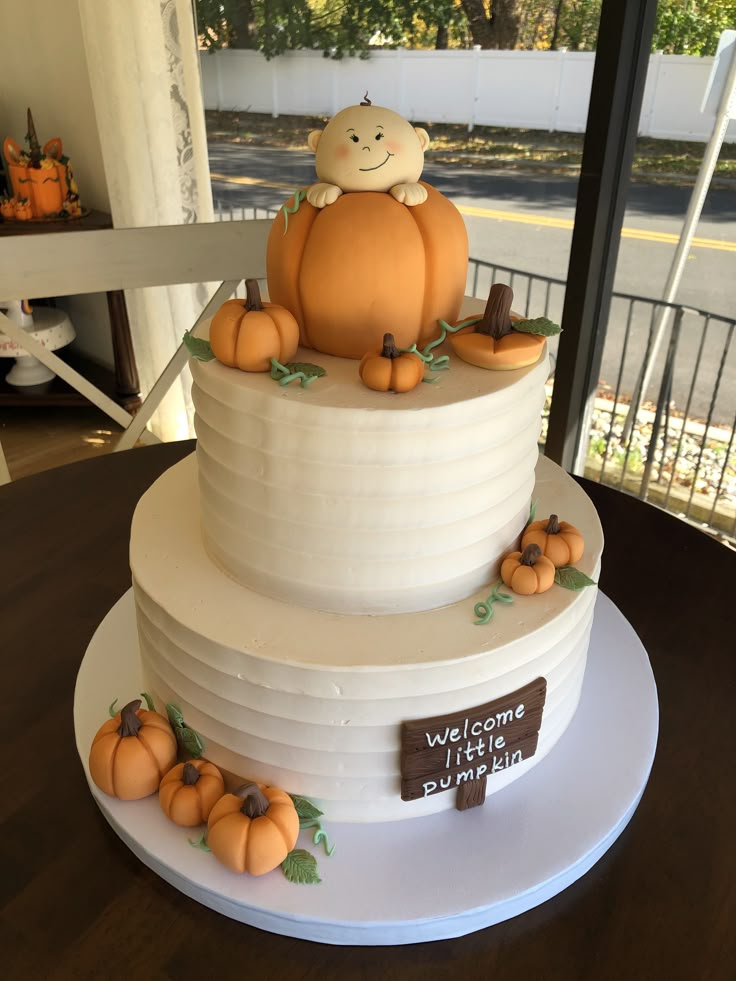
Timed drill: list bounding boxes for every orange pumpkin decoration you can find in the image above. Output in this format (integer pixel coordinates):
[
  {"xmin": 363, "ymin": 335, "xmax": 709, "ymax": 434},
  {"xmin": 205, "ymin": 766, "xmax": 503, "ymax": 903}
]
[
  {"xmin": 266, "ymin": 184, "xmax": 468, "ymax": 359},
  {"xmin": 500, "ymin": 543, "xmax": 555, "ymax": 595},
  {"xmin": 29, "ymin": 160, "xmax": 63, "ymax": 216},
  {"xmin": 159, "ymin": 760, "xmax": 225, "ymax": 827},
  {"xmin": 14, "ymin": 199, "xmax": 32, "ymax": 221},
  {"xmin": 209, "ymin": 279, "xmax": 299, "ymax": 372},
  {"xmin": 88, "ymin": 699, "xmax": 177, "ymax": 800},
  {"xmin": 207, "ymin": 781, "xmax": 300, "ymax": 876},
  {"xmin": 521, "ymin": 514, "xmax": 584, "ymax": 567},
  {"xmin": 1, "ymin": 198, "xmax": 16, "ymax": 219},
  {"xmin": 450, "ymin": 283, "xmax": 545, "ymax": 370},
  {"xmin": 359, "ymin": 332, "xmax": 424, "ymax": 393}
]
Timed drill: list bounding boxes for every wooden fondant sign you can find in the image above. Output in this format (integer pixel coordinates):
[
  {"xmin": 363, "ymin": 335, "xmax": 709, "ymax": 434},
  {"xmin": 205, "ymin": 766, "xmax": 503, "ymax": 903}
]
[{"xmin": 400, "ymin": 677, "xmax": 547, "ymax": 810}]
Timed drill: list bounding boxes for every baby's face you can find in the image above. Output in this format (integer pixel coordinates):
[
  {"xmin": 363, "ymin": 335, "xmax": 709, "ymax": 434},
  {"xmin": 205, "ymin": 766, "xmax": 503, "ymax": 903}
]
[{"xmin": 310, "ymin": 105, "xmax": 428, "ymax": 193}]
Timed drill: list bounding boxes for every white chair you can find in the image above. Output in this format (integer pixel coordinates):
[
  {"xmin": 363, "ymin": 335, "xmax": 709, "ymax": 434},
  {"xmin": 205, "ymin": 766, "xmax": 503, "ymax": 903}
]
[{"xmin": 0, "ymin": 219, "xmax": 272, "ymax": 483}]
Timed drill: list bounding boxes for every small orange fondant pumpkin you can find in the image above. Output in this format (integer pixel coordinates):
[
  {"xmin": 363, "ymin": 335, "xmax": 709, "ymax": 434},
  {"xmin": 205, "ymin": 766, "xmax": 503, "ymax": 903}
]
[
  {"xmin": 209, "ymin": 279, "xmax": 299, "ymax": 372},
  {"xmin": 500, "ymin": 544, "xmax": 555, "ymax": 595},
  {"xmin": 450, "ymin": 283, "xmax": 545, "ymax": 370},
  {"xmin": 159, "ymin": 760, "xmax": 225, "ymax": 827},
  {"xmin": 522, "ymin": 514, "xmax": 584, "ymax": 567},
  {"xmin": 207, "ymin": 782, "xmax": 299, "ymax": 876},
  {"xmin": 359, "ymin": 332, "xmax": 424, "ymax": 393},
  {"xmin": 0, "ymin": 198, "xmax": 15, "ymax": 219},
  {"xmin": 89, "ymin": 699, "xmax": 177, "ymax": 800},
  {"xmin": 267, "ymin": 185, "xmax": 468, "ymax": 359}
]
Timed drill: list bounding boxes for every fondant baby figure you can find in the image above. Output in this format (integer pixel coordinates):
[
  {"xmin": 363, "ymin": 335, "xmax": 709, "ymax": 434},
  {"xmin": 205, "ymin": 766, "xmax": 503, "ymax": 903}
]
[{"xmin": 306, "ymin": 95, "xmax": 430, "ymax": 208}]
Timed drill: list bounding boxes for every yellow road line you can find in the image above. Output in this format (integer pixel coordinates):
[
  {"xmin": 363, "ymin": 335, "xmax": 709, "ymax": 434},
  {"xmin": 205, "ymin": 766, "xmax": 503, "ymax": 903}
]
[{"xmin": 210, "ymin": 173, "xmax": 736, "ymax": 253}]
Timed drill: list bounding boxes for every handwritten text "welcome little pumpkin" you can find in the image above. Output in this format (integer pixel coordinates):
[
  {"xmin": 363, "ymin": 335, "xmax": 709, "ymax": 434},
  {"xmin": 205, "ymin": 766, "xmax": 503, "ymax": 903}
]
[{"xmin": 400, "ymin": 677, "xmax": 547, "ymax": 802}]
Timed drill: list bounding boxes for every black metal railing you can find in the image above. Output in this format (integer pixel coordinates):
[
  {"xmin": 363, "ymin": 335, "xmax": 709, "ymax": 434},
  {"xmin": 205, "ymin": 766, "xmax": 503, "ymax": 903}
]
[{"xmin": 468, "ymin": 257, "xmax": 736, "ymax": 542}]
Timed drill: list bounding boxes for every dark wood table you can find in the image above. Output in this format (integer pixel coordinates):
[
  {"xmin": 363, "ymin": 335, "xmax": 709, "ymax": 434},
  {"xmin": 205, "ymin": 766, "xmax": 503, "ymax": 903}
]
[
  {"xmin": 0, "ymin": 209, "xmax": 140, "ymax": 411},
  {"xmin": 2, "ymin": 443, "xmax": 733, "ymax": 980}
]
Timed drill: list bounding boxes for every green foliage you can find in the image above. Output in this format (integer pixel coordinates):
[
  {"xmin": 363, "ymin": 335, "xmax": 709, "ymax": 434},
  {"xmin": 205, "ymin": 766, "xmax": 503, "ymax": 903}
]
[
  {"xmin": 652, "ymin": 0, "xmax": 736, "ymax": 56},
  {"xmin": 195, "ymin": 0, "xmax": 736, "ymax": 57}
]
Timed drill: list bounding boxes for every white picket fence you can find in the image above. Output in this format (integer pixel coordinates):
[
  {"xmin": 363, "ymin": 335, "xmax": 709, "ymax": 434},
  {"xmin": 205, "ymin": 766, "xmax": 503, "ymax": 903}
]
[{"xmin": 200, "ymin": 48, "xmax": 736, "ymax": 142}]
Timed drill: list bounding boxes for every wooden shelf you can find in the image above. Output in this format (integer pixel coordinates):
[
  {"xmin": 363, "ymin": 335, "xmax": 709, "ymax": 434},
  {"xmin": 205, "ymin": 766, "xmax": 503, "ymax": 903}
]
[{"xmin": 0, "ymin": 348, "xmax": 141, "ymax": 412}]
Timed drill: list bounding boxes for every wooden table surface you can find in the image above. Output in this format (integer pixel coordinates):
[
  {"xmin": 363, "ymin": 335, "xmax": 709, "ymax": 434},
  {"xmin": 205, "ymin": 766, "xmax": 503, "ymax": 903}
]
[{"xmin": 2, "ymin": 442, "xmax": 733, "ymax": 980}]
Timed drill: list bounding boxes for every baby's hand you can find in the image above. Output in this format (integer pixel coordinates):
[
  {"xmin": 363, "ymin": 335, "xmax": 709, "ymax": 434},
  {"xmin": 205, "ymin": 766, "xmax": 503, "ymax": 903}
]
[
  {"xmin": 306, "ymin": 182, "xmax": 343, "ymax": 208},
  {"xmin": 389, "ymin": 182, "xmax": 428, "ymax": 206}
]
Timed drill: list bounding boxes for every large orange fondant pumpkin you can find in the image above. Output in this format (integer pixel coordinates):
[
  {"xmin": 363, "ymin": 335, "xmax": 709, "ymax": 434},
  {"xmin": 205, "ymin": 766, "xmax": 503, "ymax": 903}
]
[{"xmin": 266, "ymin": 183, "xmax": 468, "ymax": 360}]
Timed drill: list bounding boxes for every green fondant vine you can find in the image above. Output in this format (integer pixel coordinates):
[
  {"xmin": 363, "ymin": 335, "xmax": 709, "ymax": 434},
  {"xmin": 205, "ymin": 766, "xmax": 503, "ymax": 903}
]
[
  {"xmin": 281, "ymin": 188, "xmax": 308, "ymax": 233},
  {"xmin": 473, "ymin": 580, "xmax": 514, "ymax": 625},
  {"xmin": 270, "ymin": 358, "xmax": 326, "ymax": 388}
]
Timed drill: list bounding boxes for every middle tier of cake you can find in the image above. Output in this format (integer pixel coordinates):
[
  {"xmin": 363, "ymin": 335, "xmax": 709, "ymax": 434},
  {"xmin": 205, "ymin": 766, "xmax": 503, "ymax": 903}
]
[
  {"xmin": 131, "ymin": 452, "xmax": 603, "ymax": 824},
  {"xmin": 192, "ymin": 315, "xmax": 549, "ymax": 616}
]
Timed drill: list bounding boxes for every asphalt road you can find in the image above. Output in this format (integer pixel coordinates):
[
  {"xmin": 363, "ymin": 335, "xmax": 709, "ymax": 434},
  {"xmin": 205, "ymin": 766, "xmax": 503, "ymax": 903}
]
[{"xmin": 208, "ymin": 142, "xmax": 736, "ymax": 423}]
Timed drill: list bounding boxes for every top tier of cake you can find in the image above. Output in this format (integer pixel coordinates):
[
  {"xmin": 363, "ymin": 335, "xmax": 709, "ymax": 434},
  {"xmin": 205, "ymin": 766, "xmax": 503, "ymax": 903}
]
[{"xmin": 192, "ymin": 301, "xmax": 549, "ymax": 616}]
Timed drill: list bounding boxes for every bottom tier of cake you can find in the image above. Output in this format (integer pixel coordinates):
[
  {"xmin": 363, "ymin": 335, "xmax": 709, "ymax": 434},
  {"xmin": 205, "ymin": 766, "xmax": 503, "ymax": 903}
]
[{"xmin": 131, "ymin": 453, "xmax": 603, "ymax": 823}]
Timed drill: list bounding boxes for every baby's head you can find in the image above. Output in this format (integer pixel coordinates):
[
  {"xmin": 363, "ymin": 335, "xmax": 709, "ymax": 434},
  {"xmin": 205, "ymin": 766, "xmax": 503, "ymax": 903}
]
[{"xmin": 308, "ymin": 99, "xmax": 429, "ymax": 193}]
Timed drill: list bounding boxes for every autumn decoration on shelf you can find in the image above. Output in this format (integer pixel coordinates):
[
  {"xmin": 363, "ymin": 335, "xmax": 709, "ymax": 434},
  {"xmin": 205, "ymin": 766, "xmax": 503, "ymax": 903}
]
[
  {"xmin": 359, "ymin": 332, "xmax": 425, "ymax": 393},
  {"xmin": 2, "ymin": 109, "xmax": 82, "ymax": 221},
  {"xmin": 521, "ymin": 514, "xmax": 585, "ymax": 568},
  {"xmin": 450, "ymin": 283, "xmax": 560, "ymax": 371},
  {"xmin": 208, "ymin": 279, "xmax": 299, "ymax": 372},
  {"xmin": 207, "ymin": 781, "xmax": 300, "ymax": 877},
  {"xmin": 500, "ymin": 544, "xmax": 556, "ymax": 596},
  {"xmin": 88, "ymin": 698, "xmax": 177, "ymax": 800},
  {"xmin": 159, "ymin": 761, "xmax": 225, "ymax": 827}
]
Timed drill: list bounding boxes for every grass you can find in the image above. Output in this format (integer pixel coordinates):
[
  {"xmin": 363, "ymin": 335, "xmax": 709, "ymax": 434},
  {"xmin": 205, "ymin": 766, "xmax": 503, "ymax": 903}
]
[{"xmin": 205, "ymin": 110, "xmax": 736, "ymax": 185}]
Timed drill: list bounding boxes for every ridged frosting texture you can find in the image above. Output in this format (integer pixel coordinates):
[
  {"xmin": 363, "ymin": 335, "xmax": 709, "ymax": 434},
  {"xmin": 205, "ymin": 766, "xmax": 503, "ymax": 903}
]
[
  {"xmin": 131, "ymin": 454, "xmax": 603, "ymax": 824},
  {"xmin": 192, "ymin": 330, "xmax": 549, "ymax": 615}
]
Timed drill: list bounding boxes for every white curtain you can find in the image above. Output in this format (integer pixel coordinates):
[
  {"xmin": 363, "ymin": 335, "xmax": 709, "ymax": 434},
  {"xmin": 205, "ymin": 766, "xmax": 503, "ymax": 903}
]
[{"xmin": 79, "ymin": 0, "xmax": 214, "ymax": 440}]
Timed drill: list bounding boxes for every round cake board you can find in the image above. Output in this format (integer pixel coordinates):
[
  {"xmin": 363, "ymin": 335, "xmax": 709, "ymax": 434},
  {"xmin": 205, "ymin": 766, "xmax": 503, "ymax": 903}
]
[{"xmin": 74, "ymin": 590, "xmax": 658, "ymax": 946}]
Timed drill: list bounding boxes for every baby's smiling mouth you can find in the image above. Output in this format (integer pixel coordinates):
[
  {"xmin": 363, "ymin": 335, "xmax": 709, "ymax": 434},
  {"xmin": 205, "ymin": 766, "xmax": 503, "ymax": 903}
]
[{"xmin": 359, "ymin": 152, "xmax": 394, "ymax": 172}]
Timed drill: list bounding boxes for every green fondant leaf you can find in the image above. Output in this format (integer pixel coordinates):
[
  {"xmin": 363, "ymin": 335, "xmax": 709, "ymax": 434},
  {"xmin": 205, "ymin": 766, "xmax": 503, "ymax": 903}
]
[
  {"xmin": 183, "ymin": 330, "xmax": 216, "ymax": 361},
  {"xmin": 140, "ymin": 692, "xmax": 155, "ymax": 711},
  {"xmin": 166, "ymin": 702, "xmax": 185, "ymax": 727},
  {"xmin": 526, "ymin": 498, "xmax": 539, "ymax": 529},
  {"xmin": 283, "ymin": 362, "xmax": 326, "ymax": 379},
  {"xmin": 555, "ymin": 566, "xmax": 597, "ymax": 590},
  {"xmin": 179, "ymin": 726, "xmax": 205, "ymax": 758},
  {"xmin": 513, "ymin": 317, "xmax": 561, "ymax": 337},
  {"xmin": 188, "ymin": 830, "xmax": 211, "ymax": 852},
  {"xmin": 108, "ymin": 698, "xmax": 119, "ymax": 718},
  {"xmin": 289, "ymin": 794, "xmax": 324, "ymax": 821},
  {"xmin": 165, "ymin": 703, "xmax": 205, "ymax": 757},
  {"xmin": 281, "ymin": 848, "xmax": 321, "ymax": 885}
]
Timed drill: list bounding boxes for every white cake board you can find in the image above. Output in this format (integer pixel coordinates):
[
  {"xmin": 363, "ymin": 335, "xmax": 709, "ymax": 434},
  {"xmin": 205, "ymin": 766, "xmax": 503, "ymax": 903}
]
[{"xmin": 74, "ymin": 590, "xmax": 658, "ymax": 946}]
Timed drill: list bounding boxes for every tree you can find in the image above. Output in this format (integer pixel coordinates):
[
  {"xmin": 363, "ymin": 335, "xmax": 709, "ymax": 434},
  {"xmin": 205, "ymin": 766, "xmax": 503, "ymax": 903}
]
[
  {"xmin": 459, "ymin": 0, "xmax": 521, "ymax": 49},
  {"xmin": 195, "ymin": 0, "xmax": 736, "ymax": 58},
  {"xmin": 652, "ymin": 0, "xmax": 736, "ymax": 56}
]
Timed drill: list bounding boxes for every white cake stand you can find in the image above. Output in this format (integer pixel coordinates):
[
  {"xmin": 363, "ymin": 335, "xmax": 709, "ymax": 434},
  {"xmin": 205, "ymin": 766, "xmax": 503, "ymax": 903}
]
[
  {"xmin": 0, "ymin": 307, "xmax": 76, "ymax": 386},
  {"xmin": 74, "ymin": 590, "xmax": 658, "ymax": 946}
]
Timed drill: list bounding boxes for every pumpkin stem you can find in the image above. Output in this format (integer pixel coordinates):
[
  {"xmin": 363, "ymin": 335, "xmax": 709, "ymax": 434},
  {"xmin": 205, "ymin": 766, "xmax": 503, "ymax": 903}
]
[
  {"xmin": 519, "ymin": 543, "xmax": 542, "ymax": 567},
  {"xmin": 381, "ymin": 333, "xmax": 400, "ymax": 359},
  {"xmin": 477, "ymin": 283, "xmax": 514, "ymax": 340},
  {"xmin": 182, "ymin": 762, "xmax": 201, "ymax": 786},
  {"xmin": 118, "ymin": 699, "xmax": 143, "ymax": 738},
  {"xmin": 545, "ymin": 514, "xmax": 561, "ymax": 535},
  {"xmin": 244, "ymin": 278, "xmax": 264, "ymax": 312},
  {"xmin": 235, "ymin": 782, "xmax": 270, "ymax": 819}
]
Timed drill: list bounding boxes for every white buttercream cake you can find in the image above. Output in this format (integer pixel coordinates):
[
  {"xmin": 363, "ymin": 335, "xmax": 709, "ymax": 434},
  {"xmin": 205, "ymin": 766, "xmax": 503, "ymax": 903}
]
[{"xmin": 130, "ymin": 297, "xmax": 603, "ymax": 823}]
